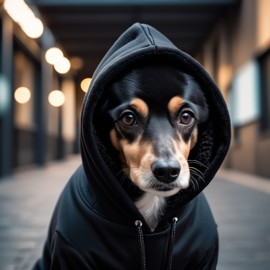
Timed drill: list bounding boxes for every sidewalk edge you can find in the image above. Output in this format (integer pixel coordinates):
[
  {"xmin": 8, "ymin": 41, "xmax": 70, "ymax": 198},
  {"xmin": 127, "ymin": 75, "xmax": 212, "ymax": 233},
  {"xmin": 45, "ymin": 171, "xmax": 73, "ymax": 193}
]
[{"xmin": 216, "ymin": 169, "xmax": 270, "ymax": 194}]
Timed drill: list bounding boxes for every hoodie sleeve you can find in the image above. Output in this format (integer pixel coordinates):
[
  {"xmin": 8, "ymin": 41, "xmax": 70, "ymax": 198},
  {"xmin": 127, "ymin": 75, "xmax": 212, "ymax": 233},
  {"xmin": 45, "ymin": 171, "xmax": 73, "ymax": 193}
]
[
  {"xmin": 33, "ymin": 169, "xmax": 96, "ymax": 270},
  {"xmin": 33, "ymin": 231, "xmax": 93, "ymax": 270}
]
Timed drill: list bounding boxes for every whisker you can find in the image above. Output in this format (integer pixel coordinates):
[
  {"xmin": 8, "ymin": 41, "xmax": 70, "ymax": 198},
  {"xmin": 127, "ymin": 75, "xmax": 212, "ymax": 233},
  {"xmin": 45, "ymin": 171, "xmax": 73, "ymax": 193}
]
[
  {"xmin": 189, "ymin": 169, "xmax": 206, "ymax": 185},
  {"xmin": 114, "ymin": 168, "xmax": 133, "ymax": 185},
  {"xmin": 119, "ymin": 173, "xmax": 129, "ymax": 185},
  {"xmin": 189, "ymin": 176, "xmax": 200, "ymax": 192},
  {"xmin": 192, "ymin": 175, "xmax": 201, "ymax": 191},
  {"xmin": 189, "ymin": 169, "xmax": 206, "ymax": 178},
  {"xmin": 189, "ymin": 177, "xmax": 196, "ymax": 191},
  {"xmin": 115, "ymin": 168, "xmax": 128, "ymax": 177},
  {"xmin": 188, "ymin": 159, "xmax": 208, "ymax": 169},
  {"xmin": 189, "ymin": 166, "xmax": 204, "ymax": 177}
]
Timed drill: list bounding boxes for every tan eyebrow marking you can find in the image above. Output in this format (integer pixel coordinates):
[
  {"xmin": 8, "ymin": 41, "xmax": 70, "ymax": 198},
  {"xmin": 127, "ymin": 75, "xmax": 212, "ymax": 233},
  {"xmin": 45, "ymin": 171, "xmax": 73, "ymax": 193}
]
[
  {"xmin": 130, "ymin": 98, "xmax": 149, "ymax": 118},
  {"xmin": 168, "ymin": 96, "xmax": 185, "ymax": 114}
]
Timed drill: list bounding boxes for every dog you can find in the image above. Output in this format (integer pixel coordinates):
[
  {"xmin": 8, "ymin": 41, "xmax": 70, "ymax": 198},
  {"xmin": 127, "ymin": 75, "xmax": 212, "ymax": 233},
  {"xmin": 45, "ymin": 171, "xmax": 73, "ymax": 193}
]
[
  {"xmin": 98, "ymin": 61, "xmax": 209, "ymax": 231},
  {"xmin": 34, "ymin": 23, "xmax": 228, "ymax": 269}
]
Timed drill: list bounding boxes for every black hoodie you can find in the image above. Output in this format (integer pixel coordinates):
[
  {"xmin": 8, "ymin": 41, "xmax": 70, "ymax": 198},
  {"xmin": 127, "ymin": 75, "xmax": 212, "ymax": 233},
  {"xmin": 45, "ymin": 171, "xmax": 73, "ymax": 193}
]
[{"xmin": 34, "ymin": 23, "xmax": 231, "ymax": 270}]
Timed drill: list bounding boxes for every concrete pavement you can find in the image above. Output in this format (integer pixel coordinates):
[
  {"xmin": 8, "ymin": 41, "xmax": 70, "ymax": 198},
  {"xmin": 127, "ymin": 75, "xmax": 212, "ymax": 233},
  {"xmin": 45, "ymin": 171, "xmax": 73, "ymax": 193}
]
[
  {"xmin": 205, "ymin": 169, "xmax": 270, "ymax": 270},
  {"xmin": 0, "ymin": 155, "xmax": 270, "ymax": 270},
  {"xmin": 0, "ymin": 155, "xmax": 81, "ymax": 270}
]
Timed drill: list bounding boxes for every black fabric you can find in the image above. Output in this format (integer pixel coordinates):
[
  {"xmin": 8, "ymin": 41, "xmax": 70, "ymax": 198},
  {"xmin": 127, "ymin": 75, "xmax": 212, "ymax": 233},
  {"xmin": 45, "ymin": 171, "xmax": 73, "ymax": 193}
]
[
  {"xmin": 33, "ymin": 23, "xmax": 231, "ymax": 270},
  {"xmin": 34, "ymin": 167, "xmax": 219, "ymax": 270}
]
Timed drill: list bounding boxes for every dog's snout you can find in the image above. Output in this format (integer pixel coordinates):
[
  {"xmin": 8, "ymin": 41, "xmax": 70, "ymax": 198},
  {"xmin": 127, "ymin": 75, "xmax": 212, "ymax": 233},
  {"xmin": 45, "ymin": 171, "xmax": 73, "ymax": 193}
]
[{"xmin": 151, "ymin": 159, "xmax": 180, "ymax": 183}]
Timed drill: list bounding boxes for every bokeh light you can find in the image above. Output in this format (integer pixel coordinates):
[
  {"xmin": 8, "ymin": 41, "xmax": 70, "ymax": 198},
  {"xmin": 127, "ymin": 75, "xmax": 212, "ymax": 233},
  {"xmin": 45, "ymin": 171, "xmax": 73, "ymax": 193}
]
[
  {"xmin": 48, "ymin": 90, "xmax": 65, "ymax": 107},
  {"xmin": 4, "ymin": 0, "xmax": 44, "ymax": 39},
  {"xmin": 54, "ymin": 57, "xmax": 71, "ymax": 74},
  {"xmin": 21, "ymin": 17, "xmax": 44, "ymax": 39},
  {"xmin": 80, "ymin": 78, "xmax": 92, "ymax": 93},
  {"xmin": 45, "ymin": 47, "xmax": 64, "ymax": 65},
  {"xmin": 14, "ymin": 87, "xmax": 31, "ymax": 104}
]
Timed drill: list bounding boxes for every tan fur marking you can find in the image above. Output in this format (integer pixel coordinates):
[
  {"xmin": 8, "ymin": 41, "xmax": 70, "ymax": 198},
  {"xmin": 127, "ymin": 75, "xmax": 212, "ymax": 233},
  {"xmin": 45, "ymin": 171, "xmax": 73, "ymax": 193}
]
[
  {"xmin": 172, "ymin": 132, "xmax": 191, "ymax": 160},
  {"xmin": 118, "ymin": 136, "xmax": 155, "ymax": 185},
  {"xmin": 168, "ymin": 96, "xmax": 185, "ymax": 114},
  {"xmin": 110, "ymin": 129, "xmax": 132, "ymax": 169},
  {"xmin": 110, "ymin": 129, "xmax": 120, "ymax": 151},
  {"xmin": 173, "ymin": 129, "xmax": 198, "ymax": 160},
  {"xmin": 130, "ymin": 98, "xmax": 149, "ymax": 118},
  {"xmin": 171, "ymin": 138, "xmax": 190, "ymax": 181}
]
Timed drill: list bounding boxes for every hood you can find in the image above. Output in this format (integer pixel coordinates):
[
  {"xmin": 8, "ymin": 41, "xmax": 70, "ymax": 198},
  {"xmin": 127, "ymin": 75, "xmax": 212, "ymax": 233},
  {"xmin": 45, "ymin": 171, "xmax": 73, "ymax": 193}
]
[{"xmin": 80, "ymin": 23, "xmax": 231, "ymax": 230}]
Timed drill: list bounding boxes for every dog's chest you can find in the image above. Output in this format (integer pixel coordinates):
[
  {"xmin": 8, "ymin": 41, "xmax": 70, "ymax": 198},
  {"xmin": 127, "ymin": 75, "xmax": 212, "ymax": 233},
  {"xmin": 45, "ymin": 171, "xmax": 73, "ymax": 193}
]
[{"xmin": 135, "ymin": 193, "xmax": 166, "ymax": 231}]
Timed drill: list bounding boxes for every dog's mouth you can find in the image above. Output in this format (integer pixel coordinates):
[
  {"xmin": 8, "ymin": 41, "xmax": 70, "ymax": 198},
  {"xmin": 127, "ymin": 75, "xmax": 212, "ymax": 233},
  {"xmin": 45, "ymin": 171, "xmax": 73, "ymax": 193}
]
[
  {"xmin": 154, "ymin": 185, "xmax": 174, "ymax": 192},
  {"xmin": 151, "ymin": 184, "xmax": 181, "ymax": 196},
  {"xmin": 129, "ymin": 168, "xmax": 190, "ymax": 197},
  {"xmin": 143, "ymin": 179, "xmax": 182, "ymax": 197}
]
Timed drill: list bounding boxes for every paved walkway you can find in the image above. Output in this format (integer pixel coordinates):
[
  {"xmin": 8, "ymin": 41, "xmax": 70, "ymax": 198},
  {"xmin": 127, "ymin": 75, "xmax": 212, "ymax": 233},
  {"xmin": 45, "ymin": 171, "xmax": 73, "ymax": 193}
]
[
  {"xmin": 0, "ymin": 155, "xmax": 270, "ymax": 270},
  {"xmin": 0, "ymin": 156, "xmax": 81, "ymax": 270},
  {"xmin": 205, "ymin": 169, "xmax": 270, "ymax": 270}
]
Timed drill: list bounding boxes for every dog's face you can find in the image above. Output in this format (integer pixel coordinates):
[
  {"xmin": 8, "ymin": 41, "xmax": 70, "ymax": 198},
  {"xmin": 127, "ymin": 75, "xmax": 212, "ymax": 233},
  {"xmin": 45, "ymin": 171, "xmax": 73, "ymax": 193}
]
[{"xmin": 104, "ymin": 64, "xmax": 208, "ymax": 197}]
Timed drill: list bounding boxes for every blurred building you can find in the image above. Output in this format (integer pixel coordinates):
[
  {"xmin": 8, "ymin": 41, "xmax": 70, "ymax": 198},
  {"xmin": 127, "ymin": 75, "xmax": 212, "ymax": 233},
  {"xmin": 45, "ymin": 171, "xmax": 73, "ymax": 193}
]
[
  {"xmin": 0, "ymin": 0, "xmax": 82, "ymax": 178},
  {"xmin": 0, "ymin": 0, "xmax": 270, "ymax": 178},
  {"xmin": 196, "ymin": 0, "xmax": 270, "ymax": 178}
]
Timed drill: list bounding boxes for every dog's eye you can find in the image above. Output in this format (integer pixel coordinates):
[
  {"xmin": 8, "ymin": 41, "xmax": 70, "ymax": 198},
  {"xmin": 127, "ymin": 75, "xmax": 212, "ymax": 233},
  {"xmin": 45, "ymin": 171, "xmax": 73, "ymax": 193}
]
[
  {"xmin": 120, "ymin": 111, "xmax": 136, "ymax": 126},
  {"xmin": 179, "ymin": 111, "xmax": 194, "ymax": 126}
]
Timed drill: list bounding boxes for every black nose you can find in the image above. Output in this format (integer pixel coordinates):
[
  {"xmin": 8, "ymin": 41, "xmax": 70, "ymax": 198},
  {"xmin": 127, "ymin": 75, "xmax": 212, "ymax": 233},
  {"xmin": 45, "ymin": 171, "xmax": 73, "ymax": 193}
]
[{"xmin": 151, "ymin": 159, "xmax": 180, "ymax": 183}]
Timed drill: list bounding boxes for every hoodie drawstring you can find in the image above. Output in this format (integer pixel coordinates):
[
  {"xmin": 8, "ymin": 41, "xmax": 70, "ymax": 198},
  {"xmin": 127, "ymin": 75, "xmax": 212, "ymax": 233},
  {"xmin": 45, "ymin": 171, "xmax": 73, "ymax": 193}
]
[
  {"xmin": 135, "ymin": 217, "xmax": 178, "ymax": 270},
  {"xmin": 166, "ymin": 217, "xmax": 178, "ymax": 270},
  {"xmin": 135, "ymin": 220, "xmax": 147, "ymax": 270}
]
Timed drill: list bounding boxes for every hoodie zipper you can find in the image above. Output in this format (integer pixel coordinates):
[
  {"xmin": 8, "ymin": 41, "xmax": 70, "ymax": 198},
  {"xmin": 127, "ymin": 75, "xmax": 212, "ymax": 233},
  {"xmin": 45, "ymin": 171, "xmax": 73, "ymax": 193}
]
[{"xmin": 135, "ymin": 217, "xmax": 178, "ymax": 270}]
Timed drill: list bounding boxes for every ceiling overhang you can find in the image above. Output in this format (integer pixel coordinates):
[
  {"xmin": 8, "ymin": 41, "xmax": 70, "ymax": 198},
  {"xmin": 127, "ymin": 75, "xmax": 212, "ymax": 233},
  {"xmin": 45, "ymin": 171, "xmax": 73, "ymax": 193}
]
[{"xmin": 29, "ymin": 0, "xmax": 240, "ymax": 79}]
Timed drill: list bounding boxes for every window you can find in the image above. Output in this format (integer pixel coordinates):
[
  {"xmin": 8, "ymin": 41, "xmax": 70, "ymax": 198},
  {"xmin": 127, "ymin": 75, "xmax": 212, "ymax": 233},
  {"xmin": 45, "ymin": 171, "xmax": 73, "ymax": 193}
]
[
  {"xmin": 228, "ymin": 60, "xmax": 260, "ymax": 127},
  {"xmin": 259, "ymin": 50, "xmax": 270, "ymax": 132}
]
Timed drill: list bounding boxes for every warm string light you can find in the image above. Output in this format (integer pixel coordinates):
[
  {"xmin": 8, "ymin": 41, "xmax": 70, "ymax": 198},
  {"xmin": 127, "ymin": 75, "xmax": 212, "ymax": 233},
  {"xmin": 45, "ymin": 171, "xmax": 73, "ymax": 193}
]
[
  {"xmin": 14, "ymin": 87, "xmax": 66, "ymax": 107},
  {"xmin": 4, "ymin": 1, "xmax": 68, "ymax": 106},
  {"xmin": 45, "ymin": 48, "xmax": 64, "ymax": 65},
  {"xmin": 14, "ymin": 87, "xmax": 31, "ymax": 104},
  {"xmin": 4, "ymin": 0, "xmax": 44, "ymax": 39},
  {"xmin": 48, "ymin": 90, "xmax": 65, "ymax": 107},
  {"xmin": 45, "ymin": 47, "xmax": 71, "ymax": 74},
  {"xmin": 80, "ymin": 78, "xmax": 92, "ymax": 93},
  {"xmin": 54, "ymin": 57, "xmax": 71, "ymax": 74}
]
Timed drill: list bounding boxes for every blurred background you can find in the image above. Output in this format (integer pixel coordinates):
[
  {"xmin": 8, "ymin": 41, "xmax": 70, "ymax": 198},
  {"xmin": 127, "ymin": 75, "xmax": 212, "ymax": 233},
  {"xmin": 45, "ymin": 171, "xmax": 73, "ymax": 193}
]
[
  {"xmin": 1, "ymin": 0, "xmax": 270, "ymax": 178},
  {"xmin": 1, "ymin": 0, "xmax": 270, "ymax": 269}
]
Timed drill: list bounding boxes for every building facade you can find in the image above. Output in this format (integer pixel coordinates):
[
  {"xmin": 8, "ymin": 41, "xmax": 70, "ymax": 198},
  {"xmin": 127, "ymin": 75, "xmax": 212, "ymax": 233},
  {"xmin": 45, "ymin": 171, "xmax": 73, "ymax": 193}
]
[
  {"xmin": 0, "ymin": 4, "xmax": 81, "ymax": 177},
  {"xmin": 1, "ymin": 0, "xmax": 270, "ymax": 179},
  {"xmin": 197, "ymin": 0, "xmax": 270, "ymax": 178}
]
